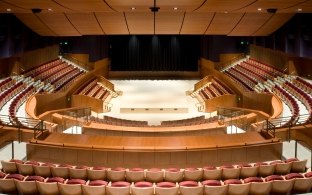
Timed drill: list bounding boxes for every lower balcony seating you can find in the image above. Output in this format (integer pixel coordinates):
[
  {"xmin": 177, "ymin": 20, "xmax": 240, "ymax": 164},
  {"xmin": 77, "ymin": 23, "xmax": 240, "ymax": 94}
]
[{"xmin": 1, "ymin": 158, "xmax": 310, "ymax": 194}]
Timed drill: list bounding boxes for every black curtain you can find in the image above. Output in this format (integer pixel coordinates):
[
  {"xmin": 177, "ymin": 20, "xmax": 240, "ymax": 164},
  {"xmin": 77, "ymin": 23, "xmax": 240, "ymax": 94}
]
[{"xmin": 110, "ymin": 35, "xmax": 200, "ymax": 71}]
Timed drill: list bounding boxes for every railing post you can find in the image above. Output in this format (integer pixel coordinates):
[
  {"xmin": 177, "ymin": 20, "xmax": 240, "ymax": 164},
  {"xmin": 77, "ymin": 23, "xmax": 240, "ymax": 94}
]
[
  {"xmin": 11, "ymin": 140, "xmax": 14, "ymax": 159},
  {"xmin": 295, "ymin": 140, "xmax": 298, "ymax": 158}
]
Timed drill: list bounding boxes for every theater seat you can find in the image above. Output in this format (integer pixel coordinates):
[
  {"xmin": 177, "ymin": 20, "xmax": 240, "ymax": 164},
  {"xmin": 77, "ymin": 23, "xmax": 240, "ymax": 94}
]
[
  {"xmin": 202, "ymin": 180, "xmax": 227, "ymax": 195},
  {"xmin": 16, "ymin": 175, "xmax": 44, "ymax": 195},
  {"xmin": 183, "ymin": 168, "xmax": 203, "ymax": 181},
  {"xmin": 164, "ymin": 168, "xmax": 183, "ymax": 182},
  {"xmin": 287, "ymin": 158, "xmax": 308, "ymax": 173},
  {"xmin": 82, "ymin": 180, "xmax": 107, "ymax": 195},
  {"xmin": 33, "ymin": 162, "xmax": 55, "ymax": 177},
  {"xmin": 244, "ymin": 177, "xmax": 271, "ymax": 195},
  {"xmin": 0, "ymin": 173, "xmax": 24, "ymax": 193},
  {"xmin": 239, "ymin": 164, "xmax": 258, "ymax": 178},
  {"xmin": 220, "ymin": 165, "xmax": 240, "ymax": 180},
  {"xmin": 224, "ymin": 179, "xmax": 250, "ymax": 195},
  {"xmin": 16, "ymin": 161, "xmax": 39, "ymax": 175},
  {"xmin": 285, "ymin": 172, "xmax": 311, "ymax": 194},
  {"xmin": 179, "ymin": 180, "xmax": 203, "ymax": 195},
  {"xmin": 1, "ymin": 160, "xmax": 19, "ymax": 173},
  {"xmin": 58, "ymin": 178, "xmax": 86, "ymax": 195},
  {"xmin": 69, "ymin": 166, "xmax": 88, "ymax": 179},
  {"xmin": 106, "ymin": 181, "xmax": 131, "ymax": 195},
  {"xmin": 155, "ymin": 181, "xmax": 179, "ymax": 195},
  {"xmin": 266, "ymin": 175, "xmax": 294, "ymax": 195},
  {"xmin": 126, "ymin": 168, "xmax": 145, "ymax": 182},
  {"xmin": 107, "ymin": 167, "xmax": 126, "ymax": 182},
  {"xmin": 203, "ymin": 166, "xmax": 222, "ymax": 180},
  {"xmin": 52, "ymin": 164, "xmax": 72, "ymax": 178},
  {"xmin": 131, "ymin": 181, "xmax": 154, "ymax": 195},
  {"xmin": 87, "ymin": 166, "xmax": 107, "ymax": 180},
  {"xmin": 146, "ymin": 168, "xmax": 164, "ymax": 183},
  {"xmin": 255, "ymin": 162, "xmax": 275, "ymax": 177},
  {"xmin": 37, "ymin": 177, "xmax": 65, "ymax": 195}
]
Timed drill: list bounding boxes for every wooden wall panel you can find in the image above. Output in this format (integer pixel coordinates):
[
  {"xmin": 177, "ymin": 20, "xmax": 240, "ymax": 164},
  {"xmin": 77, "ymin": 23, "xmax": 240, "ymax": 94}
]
[
  {"xmin": 38, "ymin": 13, "xmax": 80, "ymax": 36},
  {"xmin": 15, "ymin": 13, "xmax": 56, "ymax": 36},
  {"xmin": 253, "ymin": 13, "xmax": 294, "ymax": 36},
  {"xmin": 180, "ymin": 12, "xmax": 214, "ymax": 34},
  {"xmin": 228, "ymin": 13, "xmax": 273, "ymax": 36},
  {"xmin": 156, "ymin": 12, "xmax": 184, "ymax": 34},
  {"xmin": 66, "ymin": 13, "xmax": 104, "ymax": 35},
  {"xmin": 126, "ymin": 12, "xmax": 153, "ymax": 34},
  {"xmin": 96, "ymin": 12, "xmax": 128, "ymax": 34},
  {"xmin": 206, "ymin": 13, "xmax": 243, "ymax": 35}
]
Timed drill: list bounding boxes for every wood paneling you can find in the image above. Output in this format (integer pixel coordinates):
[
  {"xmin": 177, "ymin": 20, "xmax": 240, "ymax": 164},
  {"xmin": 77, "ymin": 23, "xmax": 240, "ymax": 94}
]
[
  {"xmin": 281, "ymin": 1, "xmax": 312, "ymax": 13},
  {"xmin": 198, "ymin": 0, "xmax": 256, "ymax": 12},
  {"xmin": 228, "ymin": 13, "xmax": 273, "ymax": 36},
  {"xmin": 3, "ymin": 0, "xmax": 69, "ymax": 12},
  {"xmin": 157, "ymin": 0, "xmax": 204, "ymax": 11},
  {"xmin": 240, "ymin": 0, "xmax": 308, "ymax": 12},
  {"xmin": 15, "ymin": 13, "xmax": 56, "ymax": 36},
  {"xmin": 54, "ymin": 0, "xmax": 111, "ymax": 12},
  {"xmin": 37, "ymin": 13, "xmax": 80, "ymax": 36},
  {"xmin": 96, "ymin": 12, "xmax": 128, "ymax": 34},
  {"xmin": 126, "ymin": 12, "xmax": 154, "ymax": 34},
  {"xmin": 0, "ymin": 1, "xmax": 28, "ymax": 13},
  {"xmin": 106, "ymin": 0, "xmax": 153, "ymax": 12},
  {"xmin": 180, "ymin": 12, "xmax": 214, "ymax": 34},
  {"xmin": 156, "ymin": 12, "xmax": 184, "ymax": 34},
  {"xmin": 253, "ymin": 13, "xmax": 294, "ymax": 36},
  {"xmin": 66, "ymin": 13, "xmax": 104, "ymax": 35},
  {"xmin": 206, "ymin": 13, "xmax": 243, "ymax": 35}
]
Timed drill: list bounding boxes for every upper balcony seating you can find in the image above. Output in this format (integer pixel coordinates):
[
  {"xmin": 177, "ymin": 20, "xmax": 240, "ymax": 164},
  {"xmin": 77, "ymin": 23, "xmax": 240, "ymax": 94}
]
[
  {"xmin": 247, "ymin": 58, "xmax": 285, "ymax": 77},
  {"xmin": 90, "ymin": 115, "xmax": 148, "ymax": 127},
  {"xmin": 293, "ymin": 77, "xmax": 312, "ymax": 94},
  {"xmin": 0, "ymin": 77, "xmax": 14, "ymax": 93},
  {"xmin": 76, "ymin": 79, "xmax": 112, "ymax": 102},
  {"xmin": 0, "ymin": 82, "xmax": 24, "ymax": 109},
  {"xmin": 224, "ymin": 70, "xmax": 254, "ymax": 91}
]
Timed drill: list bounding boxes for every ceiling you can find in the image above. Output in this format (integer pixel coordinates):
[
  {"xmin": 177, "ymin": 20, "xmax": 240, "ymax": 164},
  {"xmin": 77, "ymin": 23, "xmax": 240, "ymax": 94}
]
[{"xmin": 0, "ymin": 0, "xmax": 311, "ymax": 36}]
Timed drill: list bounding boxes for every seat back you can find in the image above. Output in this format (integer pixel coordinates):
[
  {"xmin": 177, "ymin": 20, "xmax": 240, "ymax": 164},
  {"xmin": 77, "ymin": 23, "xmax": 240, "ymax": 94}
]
[
  {"xmin": 249, "ymin": 181, "xmax": 271, "ymax": 195},
  {"xmin": 164, "ymin": 169, "xmax": 183, "ymax": 182},
  {"xmin": 107, "ymin": 169, "xmax": 126, "ymax": 182},
  {"xmin": 33, "ymin": 165, "xmax": 52, "ymax": 177},
  {"xmin": 1, "ymin": 161, "xmax": 18, "ymax": 173},
  {"xmin": 87, "ymin": 168, "xmax": 107, "ymax": 180},
  {"xmin": 203, "ymin": 185, "xmax": 228, "ymax": 195},
  {"xmin": 37, "ymin": 181, "xmax": 60, "ymax": 195},
  {"xmin": 184, "ymin": 168, "xmax": 203, "ymax": 181},
  {"xmin": 203, "ymin": 168, "xmax": 222, "ymax": 180},
  {"xmin": 291, "ymin": 159, "xmax": 307, "ymax": 173},
  {"xmin": 126, "ymin": 169, "xmax": 145, "ymax": 182},
  {"xmin": 146, "ymin": 169, "xmax": 164, "ymax": 183}
]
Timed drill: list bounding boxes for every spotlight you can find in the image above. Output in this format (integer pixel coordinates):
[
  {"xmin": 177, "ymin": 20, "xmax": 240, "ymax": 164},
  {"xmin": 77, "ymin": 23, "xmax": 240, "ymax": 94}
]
[
  {"xmin": 266, "ymin": 8, "xmax": 277, "ymax": 13},
  {"xmin": 31, "ymin": 8, "xmax": 42, "ymax": 14}
]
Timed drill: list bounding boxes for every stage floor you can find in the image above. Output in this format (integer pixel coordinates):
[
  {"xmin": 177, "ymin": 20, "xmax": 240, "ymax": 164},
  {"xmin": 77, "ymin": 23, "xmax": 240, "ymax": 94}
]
[{"xmin": 94, "ymin": 79, "xmax": 215, "ymax": 125}]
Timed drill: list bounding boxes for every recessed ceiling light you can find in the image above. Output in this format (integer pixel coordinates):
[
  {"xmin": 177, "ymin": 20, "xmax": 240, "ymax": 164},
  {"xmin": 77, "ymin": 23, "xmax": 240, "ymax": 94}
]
[
  {"xmin": 6, "ymin": 8, "xmax": 11, "ymax": 12},
  {"xmin": 131, "ymin": 7, "xmax": 136, "ymax": 10},
  {"xmin": 48, "ymin": 8, "xmax": 52, "ymax": 11},
  {"xmin": 257, "ymin": 8, "xmax": 262, "ymax": 11},
  {"xmin": 224, "ymin": 11, "xmax": 228, "ymax": 14},
  {"xmin": 297, "ymin": 8, "xmax": 302, "ymax": 12},
  {"xmin": 173, "ymin": 7, "xmax": 178, "ymax": 10}
]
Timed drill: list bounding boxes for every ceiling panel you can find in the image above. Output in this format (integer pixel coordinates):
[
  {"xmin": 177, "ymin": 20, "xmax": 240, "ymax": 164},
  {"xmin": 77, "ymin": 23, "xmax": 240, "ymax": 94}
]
[
  {"xmin": 37, "ymin": 13, "xmax": 80, "ymax": 36},
  {"xmin": 253, "ymin": 13, "xmax": 294, "ymax": 36},
  {"xmin": 96, "ymin": 12, "xmax": 129, "ymax": 34},
  {"xmin": 0, "ymin": 1, "xmax": 29, "ymax": 13},
  {"xmin": 156, "ymin": 0, "xmax": 205, "ymax": 11},
  {"xmin": 54, "ymin": 0, "xmax": 112, "ymax": 12},
  {"xmin": 106, "ymin": 0, "xmax": 153, "ymax": 12},
  {"xmin": 228, "ymin": 13, "xmax": 273, "ymax": 36},
  {"xmin": 156, "ymin": 12, "xmax": 184, "ymax": 34},
  {"xmin": 180, "ymin": 12, "xmax": 214, "ymax": 34},
  {"xmin": 280, "ymin": 1, "xmax": 312, "ymax": 13},
  {"xmin": 206, "ymin": 13, "xmax": 244, "ymax": 35},
  {"xmin": 198, "ymin": 0, "xmax": 256, "ymax": 12},
  {"xmin": 15, "ymin": 13, "xmax": 56, "ymax": 36},
  {"xmin": 66, "ymin": 13, "xmax": 104, "ymax": 35},
  {"xmin": 126, "ymin": 12, "xmax": 154, "ymax": 34},
  {"xmin": 2, "ymin": 0, "xmax": 69, "ymax": 12},
  {"xmin": 239, "ymin": 0, "xmax": 307, "ymax": 12}
]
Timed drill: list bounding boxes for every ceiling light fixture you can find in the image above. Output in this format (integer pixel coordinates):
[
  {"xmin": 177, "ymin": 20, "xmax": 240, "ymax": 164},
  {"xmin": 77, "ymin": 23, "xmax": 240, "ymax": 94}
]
[
  {"xmin": 297, "ymin": 8, "xmax": 302, "ymax": 12},
  {"xmin": 173, "ymin": 7, "xmax": 178, "ymax": 10},
  {"xmin": 6, "ymin": 8, "xmax": 11, "ymax": 12},
  {"xmin": 48, "ymin": 8, "xmax": 52, "ymax": 11},
  {"xmin": 257, "ymin": 8, "xmax": 262, "ymax": 11},
  {"xmin": 131, "ymin": 7, "xmax": 136, "ymax": 10},
  {"xmin": 224, "ymin": 11, "xmax": 228, "ymax": 14}
]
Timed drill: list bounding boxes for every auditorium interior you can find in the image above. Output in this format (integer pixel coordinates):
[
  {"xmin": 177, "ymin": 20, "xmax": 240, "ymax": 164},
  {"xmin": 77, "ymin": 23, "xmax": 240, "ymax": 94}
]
[{"xmin": 0, "ymin": 0, "xmax": 312, "ymax": 195}]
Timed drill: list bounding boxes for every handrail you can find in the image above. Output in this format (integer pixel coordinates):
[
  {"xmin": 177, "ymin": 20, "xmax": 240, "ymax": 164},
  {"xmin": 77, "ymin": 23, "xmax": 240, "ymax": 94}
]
[
  {"xmin": 62, "ymin": 54, "xmax": 90, "ymax": 71},
  {"xmin": 218, "ymin": 53, "xmax": 245, "ymax": 71}
]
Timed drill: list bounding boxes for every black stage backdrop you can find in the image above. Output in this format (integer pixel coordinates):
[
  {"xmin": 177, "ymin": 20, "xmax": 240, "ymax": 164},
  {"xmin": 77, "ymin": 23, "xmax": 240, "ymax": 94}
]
[{"xmin": 109, "ymin": 35, "xmax": 200, "ymax": 71}]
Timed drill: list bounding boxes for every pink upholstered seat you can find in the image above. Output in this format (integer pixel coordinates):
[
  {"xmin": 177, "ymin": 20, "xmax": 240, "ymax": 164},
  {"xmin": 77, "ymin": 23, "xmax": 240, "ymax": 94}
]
[
  {"xmin": 69, "ymin": 166, "xmax": 88, "ymax": 179},
  {"xmin": 37, "ymin": 177, "xmax": 64, "ymax": 195},
  {"xmin": 266, "ymin": 175, "xmax": 294, "ymax": 195},
  {"xmin": 0, "ymin": 174, "xmax": 24, "ymax": 193},
  {"xmin": 146, "ymin": 168, "xmax": 164, "ymax": 183},
  {"xmin": 131, "ymin": 181, "xmax": 154, "ymax": 195},
  {"xmin": 155, "ymin": 182, "xmax": 179, "ymax": 195},
  {"xmin": 239, "ymin": 164, "xmax": 258, "ymax": 178},
  {"xmin": 164, "ymin": 168, "xmax": 183, "ymax": 182},
  {"xmin": 224, "ymin": 179, "xmax": 250, "ymax": 195},
  {"xmin": 203, "ymin": 180, "xmax": 227, "ymax": 195},
  {"xmin": 179, "ymin": 180, "xmax": 203, "ymax": 195},
  {"xmin": 33, "ymin": 162, "xmax": 55, "ymax": 177},
  {"xmin": 126, "ymin": 168, "xmax": 145, "ymax": 182},
  {"xmin": 51, "ymin": 164, "xmax": 72, "ymax": 178},
  {"xmin": 107, "ymin": 167, "xmax": 126, "ymax": 181},
  {"xmin": 82, "ymin": 180, "xmax": 107, "ymax": 195},
  {"xmin": 1, "ymin": 160, "xmax": 18, "ymax": 173},
  {"xmin": 255, "ymin": 162, "xmax": 275, "ymax": 177},
  {"xmin": 245, "ymin": 177, "xmax": 271, "ymax": 195},
  {"xmin": 203, "ymin": 166, "xmax": 222, "ymax": 180},
  {"xmin": 58, "ymin": 178, "xmax": 86, "ymax": 195},
  {"xmin": 106, "ymin": 181, "xmax": 131, "ymax": 195},
  {"xmin": 202, "ymin": 179, "xmax": 221, "ymax": 186},
  {"xmin": 16, "ymin": 175, "xmax": 44, "ymax": 195}
]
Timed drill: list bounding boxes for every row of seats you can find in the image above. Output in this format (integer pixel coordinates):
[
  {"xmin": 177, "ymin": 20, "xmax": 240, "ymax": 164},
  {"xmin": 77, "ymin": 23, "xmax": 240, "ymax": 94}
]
[
  {"xmin": 283, "ymin": 81, "xmax": 312, "ymax": 123},
  {"xmin": 273, "ymin": 85, "xmax": 300, "ymax": 126},
  {"xmin": 93, "ymin": 115, "xmax": 148, "ymax": 127},
  {"xmin": 293, "ymin": 77, "xmax": 312, "ymax": 95},
  {"xmin": 243, "ymin": 60, "xmax": 277, "ymax": 79},
  {"xmin": 1, "ymin": 158, "xmax": 307, "ymax": 182},
  {"xmin": 160, "ymin": 116, "xmax": 218, "ymax": 127},
  {"xmin": 211, "ymin": 78, "xmax": 234, "ymax": 95},
  {"xmin": 230, "ymin": 66, "xmax": 259, "ymax": 86},
  {"xmin": 235, "ymin": 63, "xmax": 266, "ymax": 83},
  {"xmin": 247, "ymin": 58, "xmax": 285, "ymax": 77},
  {"xmin": 1, "ymin": 171, "xmax": 312, "ymax": 195},
  {"xmin": 9, "ymin": 86, "xmax": 36, "ymax": 126},
  {"xmin": 238, "ymin": 62, "xmax": 270, "ymax": 81},
  {"xmin": 23, "ymin": 59, "xmax": 62, "ymax": 77},
  {"xmin": 0, "ymin": 77, "xmax": 14, "ymax": 93},
  {"xmin": 0, "ymin": 82, "xmax": 24, "ymax": 109},
  {"xmin": 77, "ymin": 79, "xmax": 111, "ymax": 102},
  {"xmin": 38, "ymin": 62, "xmax": 68, "ymax": 82},
  {"xmin": 54, "ymin": 70, "xmax": 85, "ymax": 91},
  {"xmin": 224, "ymin": 70, "xmax": 254, "ymax": 91}
]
